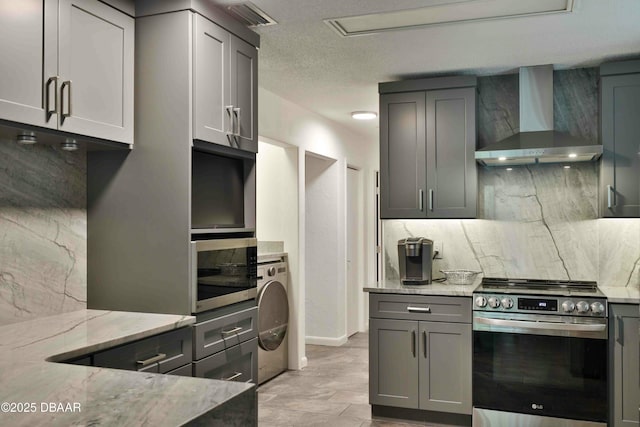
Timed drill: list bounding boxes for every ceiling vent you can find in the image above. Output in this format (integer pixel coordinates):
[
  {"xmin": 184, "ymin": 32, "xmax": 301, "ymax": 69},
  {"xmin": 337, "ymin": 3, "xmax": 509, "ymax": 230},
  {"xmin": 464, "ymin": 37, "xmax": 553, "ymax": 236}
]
[
  {"xmin": 325, "ymin": 0, "xmax": 573, "ymax": 37},
  {"xmin": 226, "ymin": 2, "xmax": 277, "ymax": 27}
]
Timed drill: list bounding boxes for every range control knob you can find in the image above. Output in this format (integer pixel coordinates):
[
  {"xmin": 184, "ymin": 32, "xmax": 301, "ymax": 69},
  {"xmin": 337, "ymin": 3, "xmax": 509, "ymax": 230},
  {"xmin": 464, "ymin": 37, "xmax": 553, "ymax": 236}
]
[
  {"xmin": 576, "ymin": 301, "xmax": 590, "ymax": 314},
  {"xmin": 488, "ymin": 297, "xmax": 501, "ymax": 309},
  {"xmin": 590, "ymin": 302, "xmax": 605, "ymax": 315},
  {"xmin": 562, "ymin": 300, "xmax": 576, "ymax": 313},
  {"xmin": 475, "ymin": 296, "xmax": 487, "ymax": 308},
  {"xmin": 501, "ymin": 297, "xmax": 514, "ymax": 309}
]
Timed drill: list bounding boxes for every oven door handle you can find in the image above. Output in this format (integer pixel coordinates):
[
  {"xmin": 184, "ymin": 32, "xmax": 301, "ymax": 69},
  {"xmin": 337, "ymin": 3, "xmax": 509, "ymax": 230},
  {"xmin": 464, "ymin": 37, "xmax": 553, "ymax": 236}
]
[{"xmin": 474, "ymin": 316, "xmax": 606, "ymax": 332}]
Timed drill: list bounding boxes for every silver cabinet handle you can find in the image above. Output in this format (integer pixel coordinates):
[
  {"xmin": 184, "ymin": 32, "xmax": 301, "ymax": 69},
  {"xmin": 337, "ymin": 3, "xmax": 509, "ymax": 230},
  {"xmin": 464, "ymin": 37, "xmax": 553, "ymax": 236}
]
[
  {"xmin": 428, "ymin": 189, "xmax": 434, "ymax": 211},
  {"xmin": 222, "ymin": 372, "xmax": 242, "ymax": 381},
  {"xmin": 411, "ymin": 330, "xmax": 416, "ymax": 357},
  {"xmin": 407, "ymin": 306, "xmax": 431, "ymax": 313},
  {"xmin": 423, "ymin": 330, "xmax": 427, "ymax": 358},
  {"xmin": 419, "ymin": 189, "xmax": 424, "ymax": 211},
  {"xmin": 233, "ymin": 107, "xmax": 241, "ymax": 136},
  {"xmin": 60, "ymin": 80, "xmax": 72, "ymax": 123},
  {"xmin": 607, "ymin": 185, "xmax": 614, "ymax": 209},
  {"xmin": 221, "ymin": 326, "xmax": 243, "ymax": 337},
  {"xmin": 616, "ymin": 315, "xmax": 624, "ymax": 345},
  {"xmin": 225, "ymin": 105, "xmax": 235, "ymax": 136},
  {"xmin": 45, "ymin": 76, "xmax": 59, "ymax": 119},
  {"xmin": 136, "ymin": 353, "xmax": 166, "ymax": 367}
]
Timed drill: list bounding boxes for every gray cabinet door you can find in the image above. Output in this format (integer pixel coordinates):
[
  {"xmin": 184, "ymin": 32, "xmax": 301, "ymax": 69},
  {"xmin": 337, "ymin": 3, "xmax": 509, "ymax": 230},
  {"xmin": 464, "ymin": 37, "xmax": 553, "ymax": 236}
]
[
  {"xmin": 229, "ymin": 34, "xmax": 258, "ymax": 153},
  {"xmin": 601, "ymin": 73, "xmax": 640, "ymax": 217},
  {"xmin": 380, "ymin": 92, "xmax": 427, "ymax": 219},
  {"xmin": 369, "ymin": 318, "xmax": 419, "ymax": 408},
  {"xmin": 609, "ymin": 304, "xmax": 640, "ymax": 427},
  {"xmin": 57, "ymin": 0, "xmax": 134, "ymax": 144},
  {"xmin": 426, "ymin": 87, "xmax": 477, "ymax": 218},
  {"xmin": 419, "ymin": 321, "xmax": 472, "ymax": 414},
  {"xmin": 0, "ymin": 0, "xmax": 58, "ymax": 129},
  {"xmin": 193, "ymin": 13, "xmax": 231, "ymax": 147}
]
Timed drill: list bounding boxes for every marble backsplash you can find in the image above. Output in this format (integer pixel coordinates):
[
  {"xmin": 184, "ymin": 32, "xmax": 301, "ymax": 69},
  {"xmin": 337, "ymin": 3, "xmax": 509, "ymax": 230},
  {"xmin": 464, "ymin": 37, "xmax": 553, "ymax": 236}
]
[
  {"xmin": 384, "ymin": 163, "xmax": 640, "ymax": 288},
  {"xmin": 0, "ymin": 142, "xmax": 86, "ymax": 326}
]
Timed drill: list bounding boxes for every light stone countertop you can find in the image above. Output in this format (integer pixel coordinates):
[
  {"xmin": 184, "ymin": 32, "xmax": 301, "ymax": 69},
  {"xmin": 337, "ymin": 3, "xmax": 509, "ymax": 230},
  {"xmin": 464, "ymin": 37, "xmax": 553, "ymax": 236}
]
[
  {"xmin": 600, "ymin": 286, "xmax": 640, "ymax": 304},
  {"xmin": 0, "ymin": 310, "xmax": 254, "ymax": 426},
  {"xmin": 364, "ymin": 277, "xmax": 480, "ymax": 297},
  {"xmin": 258, "ymin": 252, "xmax": 287, "ymax": 263}
]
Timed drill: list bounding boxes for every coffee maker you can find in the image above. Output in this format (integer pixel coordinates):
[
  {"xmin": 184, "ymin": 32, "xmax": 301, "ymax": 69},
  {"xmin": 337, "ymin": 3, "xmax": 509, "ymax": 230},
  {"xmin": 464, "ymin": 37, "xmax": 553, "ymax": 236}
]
[{"xmin": 398, "ymin": 237, "xmax": 433, "ymax": 284}]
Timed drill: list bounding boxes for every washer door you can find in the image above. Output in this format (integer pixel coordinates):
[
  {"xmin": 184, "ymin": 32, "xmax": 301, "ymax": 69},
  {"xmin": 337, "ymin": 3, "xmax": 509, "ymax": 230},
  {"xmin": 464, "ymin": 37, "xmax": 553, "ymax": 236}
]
[{"xmin": 257, "ymin": 280, "xmax": 289, "ymax": 351}]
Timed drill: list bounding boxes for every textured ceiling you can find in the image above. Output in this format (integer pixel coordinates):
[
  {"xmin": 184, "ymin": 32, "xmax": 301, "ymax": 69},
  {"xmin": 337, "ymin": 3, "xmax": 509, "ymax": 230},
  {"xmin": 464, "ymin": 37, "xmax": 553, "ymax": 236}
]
[{"xmin": 215, "ymin": 0, "xmax": 640, "ymax": 143}]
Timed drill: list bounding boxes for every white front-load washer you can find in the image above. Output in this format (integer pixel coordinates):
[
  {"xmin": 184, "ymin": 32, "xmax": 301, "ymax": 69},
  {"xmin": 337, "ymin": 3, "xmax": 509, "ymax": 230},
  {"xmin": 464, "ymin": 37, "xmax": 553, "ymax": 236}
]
[{"xmin": 256, "ymin": 258, "xmax": 289, "ymax": 384}]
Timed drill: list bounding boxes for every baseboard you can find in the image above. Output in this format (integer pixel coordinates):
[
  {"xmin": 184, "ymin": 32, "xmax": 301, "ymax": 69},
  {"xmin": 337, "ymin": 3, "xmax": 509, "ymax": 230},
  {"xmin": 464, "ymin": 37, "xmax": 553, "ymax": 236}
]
[
  {"xmin": 305, "ymin": 334, "xmax": 348, "ymax": 346},
  {"xmin": 300, "ymin": 356, "xmax": 308, "ymax": 369}
]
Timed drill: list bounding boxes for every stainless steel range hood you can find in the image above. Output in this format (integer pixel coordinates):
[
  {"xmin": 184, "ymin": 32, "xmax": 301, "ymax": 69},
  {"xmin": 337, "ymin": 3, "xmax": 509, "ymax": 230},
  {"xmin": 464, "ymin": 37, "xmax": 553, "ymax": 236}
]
[{"xmin": 475, "ymin": 65, "xmax": 602, "ymax": 166}]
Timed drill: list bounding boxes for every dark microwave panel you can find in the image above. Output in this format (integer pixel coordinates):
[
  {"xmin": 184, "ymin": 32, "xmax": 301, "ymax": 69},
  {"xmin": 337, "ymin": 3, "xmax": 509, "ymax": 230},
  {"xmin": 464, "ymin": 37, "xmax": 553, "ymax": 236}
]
[{"xmin": 192, "ymin": 150, "xmax": 244, "ymax": 228}]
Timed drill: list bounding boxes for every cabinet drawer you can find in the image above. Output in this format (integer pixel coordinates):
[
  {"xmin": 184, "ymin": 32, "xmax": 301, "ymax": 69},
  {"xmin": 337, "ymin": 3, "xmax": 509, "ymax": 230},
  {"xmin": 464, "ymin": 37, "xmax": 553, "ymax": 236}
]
[
  {"xmin": 193, "ymin": 338, "xmax": 257, "ymax": 384},
  {"xmin": 194, "ymin": 306, "xmax": 258, "ymax": 360},
  {"xmin": 93, "ymin": 327, "xmax": 192, "ymax": 374},
  {"xmin": 166, "ymin": 363, "xmax": 193, "ymax": 377},
  {"xmin": 370, "ymin": 293, "xmax": 471, "ymax": 323}
]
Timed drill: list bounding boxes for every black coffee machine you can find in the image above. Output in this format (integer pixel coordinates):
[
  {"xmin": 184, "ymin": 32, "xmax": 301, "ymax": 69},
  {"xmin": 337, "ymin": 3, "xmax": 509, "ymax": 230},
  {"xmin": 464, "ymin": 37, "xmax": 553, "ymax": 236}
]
[{"xmin": 398, "ymin": 237, "xmax": 433, "ymax": 284}]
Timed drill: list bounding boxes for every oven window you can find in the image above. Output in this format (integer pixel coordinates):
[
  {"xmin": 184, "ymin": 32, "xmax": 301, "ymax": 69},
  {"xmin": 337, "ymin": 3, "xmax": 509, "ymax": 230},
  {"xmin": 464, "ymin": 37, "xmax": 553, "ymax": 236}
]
[
  {"xmin": 197, "ymin": 247, "xmax": 257, "ymax": 303},
  {"xmin": 473, "ymin": 331, "xmax": 607, "ymax": 422}
]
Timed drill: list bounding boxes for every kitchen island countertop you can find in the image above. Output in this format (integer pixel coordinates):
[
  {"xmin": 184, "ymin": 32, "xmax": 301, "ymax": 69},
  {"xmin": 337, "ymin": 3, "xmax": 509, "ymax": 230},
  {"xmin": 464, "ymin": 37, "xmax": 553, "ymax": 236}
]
[{"xmin": 0, "ymin": 310, "xmax": 254, "ymax": 426}]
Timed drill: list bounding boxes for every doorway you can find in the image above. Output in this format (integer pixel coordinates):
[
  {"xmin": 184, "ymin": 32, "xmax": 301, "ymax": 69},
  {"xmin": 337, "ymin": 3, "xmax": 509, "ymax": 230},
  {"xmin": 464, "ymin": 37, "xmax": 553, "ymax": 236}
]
[{"xmin": 347, "ymin": 166, "xmax": 364, "ymax": 336}]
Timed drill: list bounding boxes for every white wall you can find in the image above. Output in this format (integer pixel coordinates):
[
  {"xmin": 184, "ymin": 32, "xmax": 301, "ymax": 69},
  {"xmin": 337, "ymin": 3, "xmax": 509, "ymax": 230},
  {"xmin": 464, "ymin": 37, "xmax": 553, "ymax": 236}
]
[{"xmin": 259, "ymin": 87, "xmax": 378, "ymax": 366}]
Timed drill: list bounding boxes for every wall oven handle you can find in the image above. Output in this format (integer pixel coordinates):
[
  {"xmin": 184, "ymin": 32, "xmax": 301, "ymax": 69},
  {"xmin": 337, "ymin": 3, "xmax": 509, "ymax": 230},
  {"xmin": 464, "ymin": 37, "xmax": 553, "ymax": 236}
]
[
  {"xmin": 407, "ymin": 306, "xmax": 431, "ymax": 313},
  {"xmin": 474, "ymin": 316, "xmax": 606, "ymax": 332}
]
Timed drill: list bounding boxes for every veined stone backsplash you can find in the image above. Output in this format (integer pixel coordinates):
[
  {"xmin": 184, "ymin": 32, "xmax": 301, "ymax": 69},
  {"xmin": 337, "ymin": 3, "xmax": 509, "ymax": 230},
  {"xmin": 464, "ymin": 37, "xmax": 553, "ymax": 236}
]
[
  {"xmin": 384, "ymin": 163, "xmax": 640, "ymax": 287},
  {"xmin": 0, "ymin": 142, "xmax": 86, "ymax": 326}
]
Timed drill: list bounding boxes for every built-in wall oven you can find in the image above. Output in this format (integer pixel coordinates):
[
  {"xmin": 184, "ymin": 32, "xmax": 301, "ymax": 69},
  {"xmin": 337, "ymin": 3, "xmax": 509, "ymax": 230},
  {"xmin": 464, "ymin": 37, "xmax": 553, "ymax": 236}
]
[
  {"xmin": 472, "ymin": 278, "xmax": 608, "ymax": 427},
  {"xmin": 191, "ymin": 237, "xmax": 258, "ymax": 313}
]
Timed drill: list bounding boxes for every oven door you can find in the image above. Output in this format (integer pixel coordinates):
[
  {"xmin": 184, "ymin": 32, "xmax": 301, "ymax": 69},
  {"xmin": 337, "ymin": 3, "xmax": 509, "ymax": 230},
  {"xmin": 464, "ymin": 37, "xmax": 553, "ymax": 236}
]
[
  {"xmin": 191, "ymin": 238, "xmax": 258, "ymax": 313},
  {"xmin": 473, "ymin": 312, "xmax": 608, "ymax": 423}
]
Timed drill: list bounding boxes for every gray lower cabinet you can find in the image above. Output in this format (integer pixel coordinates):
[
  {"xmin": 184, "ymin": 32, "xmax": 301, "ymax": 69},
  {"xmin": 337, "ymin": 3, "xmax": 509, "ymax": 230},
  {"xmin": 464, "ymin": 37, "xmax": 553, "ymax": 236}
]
[
  {"xmin": 369, "ymin": 294, "xmax": 472, "ymax": 415},
  {"xmin": 93, "ymin": 327, "xmax": 192, "ymax": 374},
  {"xmin": 0, "ymin": 0, "xmax": 134, "ymax": 144},
  {"xmin": 600, "ymin": 60, "xmax": 640, "ymax": 217},
  {"xmin": 609, "ymin": 304, "xmax": 639, "ymax": 427},
  {"xmin": 194, "ymin": 337, "xmax": 258, "ymax": 383},
  {"xmin": 379, "ymin": 77, "xmax": 477, "ymax": 219},
  {"xmin": 193, "ymin": 304, "xmax": 258, "ymax": 360}
]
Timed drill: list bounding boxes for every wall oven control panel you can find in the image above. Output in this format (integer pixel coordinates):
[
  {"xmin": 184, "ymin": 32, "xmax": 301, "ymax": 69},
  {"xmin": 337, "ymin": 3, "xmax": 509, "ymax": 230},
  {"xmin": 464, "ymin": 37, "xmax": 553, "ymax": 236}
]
[{"xmin": 473, "ymin": 293, "xmax": 607, "ymax": 317}]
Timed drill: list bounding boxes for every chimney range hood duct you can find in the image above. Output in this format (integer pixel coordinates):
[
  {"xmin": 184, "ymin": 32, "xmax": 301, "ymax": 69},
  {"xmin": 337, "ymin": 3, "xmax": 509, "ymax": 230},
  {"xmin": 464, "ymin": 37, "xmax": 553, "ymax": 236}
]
[{"xmin": 475, "ymin": 65, "xmax": 602, "ymax": 166}]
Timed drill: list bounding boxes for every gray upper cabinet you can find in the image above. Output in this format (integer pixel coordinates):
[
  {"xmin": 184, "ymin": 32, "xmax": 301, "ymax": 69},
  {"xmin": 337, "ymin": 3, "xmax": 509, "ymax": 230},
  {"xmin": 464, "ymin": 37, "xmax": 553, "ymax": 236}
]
[
  {"xmin": 0, "ymin": 0, "xmax": 133, "ymax": 144},
  {"xmin": 193, "ymin": 14, "xmax": 258, "ymax": 153},
  {"xmin": 0, "ymin": 0, "xmax": 58, "ymax": 129},
  {"xmin": 600, "ymin": 61, "xmax": 640, "ymax": 217},
  {"xmin": 609, "ymin": 304, "xmax": 639, "ymax": 427},
  {"xmin": 379, "ymin": 77, "xmax": 477, "ymax": 219}
]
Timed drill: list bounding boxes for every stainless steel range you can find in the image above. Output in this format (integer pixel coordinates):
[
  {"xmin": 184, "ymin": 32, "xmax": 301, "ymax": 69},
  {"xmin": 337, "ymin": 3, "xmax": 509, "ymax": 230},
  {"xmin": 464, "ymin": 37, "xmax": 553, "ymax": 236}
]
[{"xmin": 472, "ymin": 278, "xmax": 608, "ymax": 427}]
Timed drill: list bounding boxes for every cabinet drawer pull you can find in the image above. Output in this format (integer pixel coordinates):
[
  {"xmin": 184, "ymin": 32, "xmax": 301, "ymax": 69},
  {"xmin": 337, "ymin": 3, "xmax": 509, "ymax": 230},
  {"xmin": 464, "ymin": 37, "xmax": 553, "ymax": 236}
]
[
  {"xmin": 136, "ymin": 353, "xmax": 166, "ymax": 367},
  {"xmin": 419, "ymin": 189, "xmax": 424, "ymax": 211},
  {"xmin": 407, "ymin": 306, "xmax": 431, "ymax": 313},
  {"xmin": 233, "ymin": 107, "xmax": 241, "ymax": 136},
  {"xmin": 222, "ymin": 372, "xmax": 243, "ymax": 381},
  {"xmin": 607, "ymin": 185, "xmax": 614, "ymax": 209},
  {"xmin": 221, "ymin": 326, "xmax": 243, "ymax": 337},
  {"xmin": 428, "ymin": 189, "xmax": 434, "ymax": 211},
  {"xmin": 423, "ymin": 331, "xmax": 427, "ymax": 358},
  {"xmin": 616, "ymin": 315, "xmax": 624, "ymax": 345},
  {"xmin": 45, "ymin": 76, "xmax": 59, "ymax": 119}
]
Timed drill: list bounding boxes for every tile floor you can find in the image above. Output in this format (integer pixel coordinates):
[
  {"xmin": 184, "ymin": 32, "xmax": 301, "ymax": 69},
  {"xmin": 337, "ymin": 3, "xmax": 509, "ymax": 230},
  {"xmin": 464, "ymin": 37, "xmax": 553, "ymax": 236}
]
[{"xmin": 257, "ymin": 332, "xmax": 426, "ymax": 427}]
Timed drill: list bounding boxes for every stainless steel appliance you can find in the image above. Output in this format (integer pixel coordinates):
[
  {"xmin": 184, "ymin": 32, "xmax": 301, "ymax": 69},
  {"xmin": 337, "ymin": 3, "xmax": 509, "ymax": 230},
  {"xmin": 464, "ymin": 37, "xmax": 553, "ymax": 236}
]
[
  {"xmin": 398, "ymin": 237, "xmax": 433, "ymax": 284},
  {"xmin": 256, "ymin": 256, "xmax": 289, "ymax": 384},
  {"xmin": 472, "ymin": 278, "xmax": 608, "ymax": 427},
  {"xmin": 191, "ymin": 237, "xmax": 258, "ymax": 313}
]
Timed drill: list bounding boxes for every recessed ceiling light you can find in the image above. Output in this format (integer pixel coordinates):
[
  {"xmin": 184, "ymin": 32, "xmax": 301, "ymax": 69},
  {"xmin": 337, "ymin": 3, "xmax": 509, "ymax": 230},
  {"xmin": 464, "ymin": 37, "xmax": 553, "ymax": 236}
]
[
  {"xmin": 325, "ymin": 0, "xmax": 573, "ymax": 37},
  {"xmin": 568, "ymin": 153, "xmax": 577, "ymax": 158},
  {"xmin": 351, "ymin": 111, "xmax": 377, "ymax": 120},
  {"xmin": 498, "ymin": 157, "xmax": 507, "ymax": 161},
  {"xmin": 16, "ymin": 131, "xmax": 37, "ymax": 145},
  {"xmin": 61, "ymin": 138, "xmax": 79, "ymax": 151}
]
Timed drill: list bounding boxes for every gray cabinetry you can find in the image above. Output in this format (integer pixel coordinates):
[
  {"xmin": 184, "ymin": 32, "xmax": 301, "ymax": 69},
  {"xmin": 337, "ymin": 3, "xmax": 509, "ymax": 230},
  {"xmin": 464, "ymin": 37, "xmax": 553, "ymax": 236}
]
[
  {"xmin": 609, "ymin": 303, "xmax": 639, "ymax": 427},
  {"xmin": 193, "ymin": 337, "xmax": 258, "ymax": 383},
  {"xmin": 379, "ymin": 77, "xmax": 477, "ymax": 219},
  {"xmin": 0, "ymin": 0, "xmax": 133, "ymax": 144},
  {"xmin": 369, "ymin": 293, "xmax": 472, "ymax": 416},
  {"xmin": 600, "ymin": 61, "xmax": 640, "ymax": 217},
  {"xmin": 193, "ymin": 13, "xmax": 258, "ymax": 153}
]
